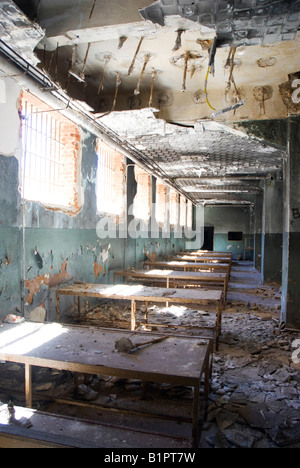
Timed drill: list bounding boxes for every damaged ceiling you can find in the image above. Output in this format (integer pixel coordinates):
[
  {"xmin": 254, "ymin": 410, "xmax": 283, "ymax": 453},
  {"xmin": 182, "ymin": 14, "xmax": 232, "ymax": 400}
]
[{"xmin": 1, "ymin": 0, "xmax": 298, "ymax": 205}]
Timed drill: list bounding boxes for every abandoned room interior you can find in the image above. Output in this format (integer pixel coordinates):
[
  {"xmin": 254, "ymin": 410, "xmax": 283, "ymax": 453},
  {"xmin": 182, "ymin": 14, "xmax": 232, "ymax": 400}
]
[{"xmin": 0, "ymin": 0, "xmax": 299, "ymax": 449}]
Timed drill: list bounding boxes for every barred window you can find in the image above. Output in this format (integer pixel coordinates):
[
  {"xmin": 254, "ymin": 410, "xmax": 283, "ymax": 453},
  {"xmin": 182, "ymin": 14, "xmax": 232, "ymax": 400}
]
[
  {"xmin": 170, "ymin": 189, "xmax": 179, "ymax": 226},
  {"xmin": 187, "ymin": 200, "xmax": 193, "ymax": 229},
  {"xmin": 133, "ymin": 165, "xmax": 151, "ymax": 222},
  {"xmin": 21, "ymin": 91, "xmax": 81, "ymax": 214},
  {"xmin": 156, "ymin": 179, "xmax": 167, "ymax": 226},
  {"xmin": 96, "ymin": 140, "xmax": 125, "ymax": 217},
  {"xmin": 180, "ymin": 196, "xmax": 187, "ymax": 227}
]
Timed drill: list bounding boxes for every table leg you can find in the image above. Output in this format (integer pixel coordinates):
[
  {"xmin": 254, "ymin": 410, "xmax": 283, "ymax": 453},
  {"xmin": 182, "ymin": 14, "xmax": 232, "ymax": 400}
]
[
  {"xmin": 166, "ymin": 278, "xmax": 170, "ymax": 307},
  {"xmin": 131, "ymin": 300, "xmax": 136, "ymax": 331},
  {"xmin": 56, "ymin": 293, "xmax": 60, "ymax": 322},
  {"xmin": 144, "ymin": 301, "xmax": 148, "ymax": 323},
  {"xmin": 192, "ymin": 382, "xmax": 200, "ymax": 448},
  {"xmin": 216, "ymin": 301, "xmax": 222, "ymax": 351},
  {"xmin": 25, "ymin": 363, "xmax": 32, "ymax": 408},
  {"xmin": 78, "ymin": 296, "xmax": 81, "ymax": 320}
]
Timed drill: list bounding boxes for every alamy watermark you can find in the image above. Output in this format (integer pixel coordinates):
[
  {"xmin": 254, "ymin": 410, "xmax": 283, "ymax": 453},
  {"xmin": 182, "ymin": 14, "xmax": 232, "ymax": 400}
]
[
  {"xmin": 96, "ymin": 203, "xmax": 204, "ymax": 249},
  {"xmin": 292, "ymin": 339, "xmax": 300, "ymax": 364},
  {"xmin": 292, "ymin": 79, "xmax": 300, "ymax": 104}
]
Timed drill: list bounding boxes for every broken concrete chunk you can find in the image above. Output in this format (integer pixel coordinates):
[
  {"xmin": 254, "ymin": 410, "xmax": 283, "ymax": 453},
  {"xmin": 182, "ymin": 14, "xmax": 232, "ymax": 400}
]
[
  {"xmin": 238, "ymin": 403, "xmax": 269, "ymax": 429},
  {"xmin": 77, "ymin": 384, "xmax": 98, "ymax": 401},
  {"xmin": 26, "ymin": 305, "xmax": 46, "ymax": 322},
  {"xmin": 35, "ymin": 382, "xmax": 53, "ymax": 392},
  {"xmin": 223, "ymin": 428, "xmax": 256, "ymax": 448},
  {"xmin": 216, "ymin": 409, "xmax": 239, "ymax": 431}
]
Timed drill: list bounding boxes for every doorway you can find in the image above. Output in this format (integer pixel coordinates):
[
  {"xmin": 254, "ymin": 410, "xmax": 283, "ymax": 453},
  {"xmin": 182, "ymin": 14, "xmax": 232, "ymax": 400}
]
[{"xmin": 202, "ymin": 226, "xmax": 214, "ymax": 251}]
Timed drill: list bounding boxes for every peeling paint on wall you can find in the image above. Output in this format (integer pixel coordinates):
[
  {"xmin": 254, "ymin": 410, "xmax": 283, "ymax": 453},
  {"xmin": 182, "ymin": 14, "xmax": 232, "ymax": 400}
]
[
  {"xmin": 25, "ymin": 260, "xmax": 70, "ymax": 305},
  {"xmin": 94, "ymin": 262, "xmax": 103, "ymax": 278}
]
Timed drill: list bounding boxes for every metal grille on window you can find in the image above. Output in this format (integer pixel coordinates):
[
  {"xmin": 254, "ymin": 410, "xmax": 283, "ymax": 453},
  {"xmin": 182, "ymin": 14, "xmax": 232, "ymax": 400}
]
[{"xmin": 22, "ymin": 100, "xmax": 64, "ymax": 206}]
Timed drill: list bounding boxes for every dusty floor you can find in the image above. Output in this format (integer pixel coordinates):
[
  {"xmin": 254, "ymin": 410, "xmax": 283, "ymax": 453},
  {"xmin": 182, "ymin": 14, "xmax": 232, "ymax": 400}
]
[{"xmin": 0, "ymin": 262, "xmax": 299, "ymax": 448}]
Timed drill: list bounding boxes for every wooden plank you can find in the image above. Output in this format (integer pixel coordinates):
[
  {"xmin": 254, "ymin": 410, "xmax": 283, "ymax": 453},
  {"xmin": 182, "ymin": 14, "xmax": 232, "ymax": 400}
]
[
  {"xmin": 56, "ymin": 283, "xmax": 223, "ymax": 304},
  {"xmin": 113, "ymin": 270, "xmax": 228, "ymax": 307},
  {"xmin": 177, "ymin": 251, "xmax": 232, "ymax": 258},
  {"xmin": 114, "ymin": 269, "xmax": 227, "ymax": 283},
  {"xmin": 143, "ymin": 260, "xmax": 230, "ymax": 272},
  {"xmin": 164, "ymin": 255, "xmax": 232, "ymax": 264}
]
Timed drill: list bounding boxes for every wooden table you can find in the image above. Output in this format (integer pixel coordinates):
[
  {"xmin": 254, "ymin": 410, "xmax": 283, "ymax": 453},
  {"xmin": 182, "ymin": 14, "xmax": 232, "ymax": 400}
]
[
  {"xmin": 56, "ymin": 283, "xmax": 224, "ymax": 349},
  {"xmin": 164, "ymin": 255, "xmax": 232, "ymax": 265},
  {"xmin": 144, "ymin": 260, "xmax": 230, "ymax": 273},
  {"xmin": 177, "ymin": 251, "xmax": 232, "ymax": 259},
  {"xmin": 0, "ymin": 321, "xmax": 213, "ymax": 447},
  {"xmin": 114, "ymin": 269, "xmax": 229, "ymax": 300}
]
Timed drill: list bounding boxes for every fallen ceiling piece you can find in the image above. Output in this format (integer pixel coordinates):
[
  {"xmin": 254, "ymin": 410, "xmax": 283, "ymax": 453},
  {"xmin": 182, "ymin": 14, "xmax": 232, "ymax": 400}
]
[{"xmin": 99, "ymin": 108, "xmax": 166, "ymax": 138}]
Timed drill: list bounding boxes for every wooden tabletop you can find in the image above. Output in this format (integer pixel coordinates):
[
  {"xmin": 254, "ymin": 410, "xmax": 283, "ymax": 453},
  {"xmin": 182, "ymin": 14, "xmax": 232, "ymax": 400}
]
[
  {"xmin": 177, "ymin": 251, "xmax": 232, "ymax": 258},
  {"xmin": 114, "ymin": 269, "xmax": 227, "ymax": 282},
  {"xmin": 144, "ymin": 261, "xmax": 230, "ymax": 271},
  {"xmin": 0, "ymin": 322, "xmax": 211, "ymax": 385},
  {"xmin": 164, "ymin": 255, "xmax": 232, "ymax": 263},
  {"xmin": 57, "ymin": 283, "xmax": 223, "ymax": 304}
]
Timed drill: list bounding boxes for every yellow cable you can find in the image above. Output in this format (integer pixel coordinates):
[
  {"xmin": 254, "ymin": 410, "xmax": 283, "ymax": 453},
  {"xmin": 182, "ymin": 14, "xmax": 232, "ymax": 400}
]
[{"xmin": 204, "ymin": 66, "xmax": 216, "ymax": 111}]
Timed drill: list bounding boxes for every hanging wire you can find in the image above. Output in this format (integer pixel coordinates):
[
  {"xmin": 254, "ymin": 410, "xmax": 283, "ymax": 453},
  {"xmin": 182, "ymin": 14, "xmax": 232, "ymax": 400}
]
[{"xmin": 204, "ymin": 37, "xmax": 218, "ymax": 111}]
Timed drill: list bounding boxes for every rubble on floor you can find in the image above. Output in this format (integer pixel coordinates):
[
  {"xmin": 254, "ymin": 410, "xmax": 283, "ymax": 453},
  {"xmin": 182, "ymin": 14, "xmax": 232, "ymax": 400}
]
[{"xmin": 0, "ymin": 264, "xmax": 299, "ymax": 448}]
